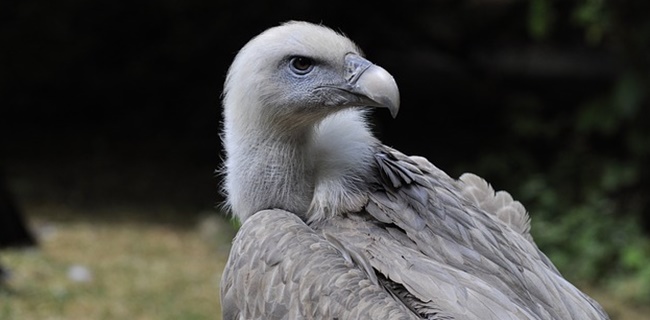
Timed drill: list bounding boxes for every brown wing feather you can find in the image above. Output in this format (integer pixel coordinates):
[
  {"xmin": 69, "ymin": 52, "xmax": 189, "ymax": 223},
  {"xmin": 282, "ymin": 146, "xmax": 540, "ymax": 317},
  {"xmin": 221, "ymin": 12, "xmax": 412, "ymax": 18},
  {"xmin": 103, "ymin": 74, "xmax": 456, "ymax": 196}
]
[
  {"xmin": 456, "ymin": 172, "xmax": 562, "ymax": 274},
  {"xmin": 457, "ymin": 173, "xmax": 532, "ymax": 240},
  {"xmin": 220, "ymin": 209, "xmax": 418, "ymax": 320}
]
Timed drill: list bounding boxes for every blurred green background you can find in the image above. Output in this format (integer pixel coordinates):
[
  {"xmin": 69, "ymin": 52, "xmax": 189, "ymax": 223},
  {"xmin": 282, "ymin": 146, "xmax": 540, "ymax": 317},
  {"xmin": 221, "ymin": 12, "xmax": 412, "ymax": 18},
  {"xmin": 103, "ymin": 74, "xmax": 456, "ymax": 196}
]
[{"xmin": 1, "ymin": 0, "xmax": 648, "ymax": 318}]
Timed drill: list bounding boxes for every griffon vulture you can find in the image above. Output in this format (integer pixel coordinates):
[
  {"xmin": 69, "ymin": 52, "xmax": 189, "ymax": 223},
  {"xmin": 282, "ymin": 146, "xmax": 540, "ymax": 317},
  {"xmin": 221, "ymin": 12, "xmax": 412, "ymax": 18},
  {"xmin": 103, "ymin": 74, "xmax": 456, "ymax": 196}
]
[{"xmin": 220, "ymin": 21, "xmax": 609, "ymax": 319}]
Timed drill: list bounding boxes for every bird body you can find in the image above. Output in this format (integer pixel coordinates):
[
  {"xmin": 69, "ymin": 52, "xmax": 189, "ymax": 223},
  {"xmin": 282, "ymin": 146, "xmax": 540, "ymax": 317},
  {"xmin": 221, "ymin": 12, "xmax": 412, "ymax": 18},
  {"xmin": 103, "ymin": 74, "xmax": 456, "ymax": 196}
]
[{"xmin": 220, "ymin": 21, "xmax": 608, "ymax": 319}]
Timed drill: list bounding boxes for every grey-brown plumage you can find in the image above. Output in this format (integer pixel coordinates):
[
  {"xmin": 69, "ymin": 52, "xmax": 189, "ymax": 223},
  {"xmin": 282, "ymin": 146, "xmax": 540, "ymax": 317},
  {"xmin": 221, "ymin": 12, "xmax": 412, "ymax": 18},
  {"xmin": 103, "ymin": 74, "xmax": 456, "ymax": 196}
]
[
  {"xmin": 221, "ymin": 209, "xmax": 418, "ymax": 320},
  {"xmin": 220, "ymin": 21, "xmax": 609, "ymax": 319}
]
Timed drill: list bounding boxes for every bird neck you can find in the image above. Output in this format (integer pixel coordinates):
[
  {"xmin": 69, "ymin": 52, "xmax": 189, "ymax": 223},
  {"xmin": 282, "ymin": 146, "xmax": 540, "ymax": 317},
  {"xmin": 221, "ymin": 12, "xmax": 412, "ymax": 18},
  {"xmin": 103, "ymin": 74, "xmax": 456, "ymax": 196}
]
[
  {"xmin": 307, "ymin": 109, "xmax": 379, "ymax": 222},
  {"xmin": 224, "ymin": 123, "xmax": 316, "ymax": 222},
  {"xmin": 224, "ymin": 109, "xmax": 379, "ymax": 223}
]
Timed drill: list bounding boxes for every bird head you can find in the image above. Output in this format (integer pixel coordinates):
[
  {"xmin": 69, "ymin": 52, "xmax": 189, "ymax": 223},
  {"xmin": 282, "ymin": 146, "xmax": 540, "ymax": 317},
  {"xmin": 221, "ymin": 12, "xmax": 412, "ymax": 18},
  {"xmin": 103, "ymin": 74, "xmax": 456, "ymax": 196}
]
[{"xmin": 223, "ymin": 21, "xmax": 400, "ymax": 135}]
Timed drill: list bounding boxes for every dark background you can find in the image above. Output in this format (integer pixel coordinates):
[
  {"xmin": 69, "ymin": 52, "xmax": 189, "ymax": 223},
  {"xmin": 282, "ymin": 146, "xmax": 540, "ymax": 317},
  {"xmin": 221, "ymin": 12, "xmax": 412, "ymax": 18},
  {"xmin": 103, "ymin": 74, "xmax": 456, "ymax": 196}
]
[{"xmin": 1, "ymin": 0, "xmax": 649, "ymax": 301}]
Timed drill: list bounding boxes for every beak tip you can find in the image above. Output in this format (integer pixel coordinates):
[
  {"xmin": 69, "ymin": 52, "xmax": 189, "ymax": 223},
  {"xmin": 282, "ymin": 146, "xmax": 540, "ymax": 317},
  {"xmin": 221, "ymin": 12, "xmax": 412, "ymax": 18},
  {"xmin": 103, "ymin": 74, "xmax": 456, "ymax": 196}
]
[
  {"xmin": 390, "ymin": 106, "xmax": 399, "ymax": 119},
  {"xmin": 383, "ymin": 99, "xmax": 399, "ymax": 118}
]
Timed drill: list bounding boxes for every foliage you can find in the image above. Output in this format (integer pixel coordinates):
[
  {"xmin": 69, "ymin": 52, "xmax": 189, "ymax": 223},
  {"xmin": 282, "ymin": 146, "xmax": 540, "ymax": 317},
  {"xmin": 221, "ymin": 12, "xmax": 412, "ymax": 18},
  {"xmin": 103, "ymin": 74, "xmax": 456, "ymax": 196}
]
[
  {"xmin": 481, "ymin": 0, "xmax": 650, "ymax": 303},
  {"xmin": 521, "ymin": 175, "xmax": 650, "ymax": 303}
]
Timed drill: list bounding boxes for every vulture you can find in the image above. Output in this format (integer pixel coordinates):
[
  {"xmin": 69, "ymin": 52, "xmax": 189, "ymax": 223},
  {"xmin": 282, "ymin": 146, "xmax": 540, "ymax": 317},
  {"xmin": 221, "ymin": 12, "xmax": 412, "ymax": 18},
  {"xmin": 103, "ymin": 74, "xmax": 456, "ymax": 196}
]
[{"xmin": 219, "ymin": 21, "xmax": 609, "ymax": 319}]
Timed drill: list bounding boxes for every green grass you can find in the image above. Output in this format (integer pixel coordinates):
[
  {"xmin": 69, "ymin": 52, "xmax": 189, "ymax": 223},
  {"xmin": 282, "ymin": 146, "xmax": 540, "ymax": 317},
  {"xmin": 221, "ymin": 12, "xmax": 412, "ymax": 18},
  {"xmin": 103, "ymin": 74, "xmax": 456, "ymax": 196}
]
[{"xmin": 1, "ymin": 204, "xmax": 235, "ymax": 320}]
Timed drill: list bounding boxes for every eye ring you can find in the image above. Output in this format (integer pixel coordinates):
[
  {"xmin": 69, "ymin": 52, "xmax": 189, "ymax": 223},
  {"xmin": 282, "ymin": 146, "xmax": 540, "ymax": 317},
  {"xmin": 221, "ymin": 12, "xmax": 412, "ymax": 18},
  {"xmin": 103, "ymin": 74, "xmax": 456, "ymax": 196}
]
[{"xmin": 289, "ymin": 56, "xmax": 314, "ymax": 75}]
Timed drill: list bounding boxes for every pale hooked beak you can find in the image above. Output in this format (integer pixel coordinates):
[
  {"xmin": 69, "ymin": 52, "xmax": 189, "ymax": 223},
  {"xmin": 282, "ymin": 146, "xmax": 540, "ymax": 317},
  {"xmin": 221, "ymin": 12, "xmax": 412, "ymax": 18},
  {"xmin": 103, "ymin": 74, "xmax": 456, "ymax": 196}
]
[{"xmin": 344, "ymin": 53, "xmax": 400, "ymax": 118}]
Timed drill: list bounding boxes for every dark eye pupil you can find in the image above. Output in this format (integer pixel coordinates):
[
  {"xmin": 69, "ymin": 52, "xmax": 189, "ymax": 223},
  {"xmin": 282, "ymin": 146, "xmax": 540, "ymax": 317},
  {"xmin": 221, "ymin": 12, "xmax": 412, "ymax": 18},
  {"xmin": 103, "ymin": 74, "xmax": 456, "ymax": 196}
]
[{"xmin": 292, "ymin": 57, "xmax": 312, "ymax": 71}]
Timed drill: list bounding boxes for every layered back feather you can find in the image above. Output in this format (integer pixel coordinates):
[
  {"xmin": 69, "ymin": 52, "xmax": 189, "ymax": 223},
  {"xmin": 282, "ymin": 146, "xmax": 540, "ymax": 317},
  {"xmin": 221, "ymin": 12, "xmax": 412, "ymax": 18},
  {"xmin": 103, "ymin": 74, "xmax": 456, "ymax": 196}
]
[{"xmin": 457, "ymin": 173, "xmax": 532, "ymax": 241}]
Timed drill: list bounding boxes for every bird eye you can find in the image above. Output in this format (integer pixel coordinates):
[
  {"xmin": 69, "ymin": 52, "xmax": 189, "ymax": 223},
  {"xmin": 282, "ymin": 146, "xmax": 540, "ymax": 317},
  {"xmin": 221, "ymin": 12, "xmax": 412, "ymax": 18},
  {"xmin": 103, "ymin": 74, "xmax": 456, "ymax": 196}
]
[{"xmin": 289, "ymin": 56, "xmax": 314, "ymax": 75}]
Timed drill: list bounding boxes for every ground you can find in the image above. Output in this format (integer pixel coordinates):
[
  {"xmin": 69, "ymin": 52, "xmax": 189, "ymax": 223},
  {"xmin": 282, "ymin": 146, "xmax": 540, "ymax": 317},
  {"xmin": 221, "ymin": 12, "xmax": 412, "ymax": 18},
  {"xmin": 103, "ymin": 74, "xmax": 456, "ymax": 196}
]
[{"xmin": 1, "ymin": 203, "xmax": 234, "ymax": 320}]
